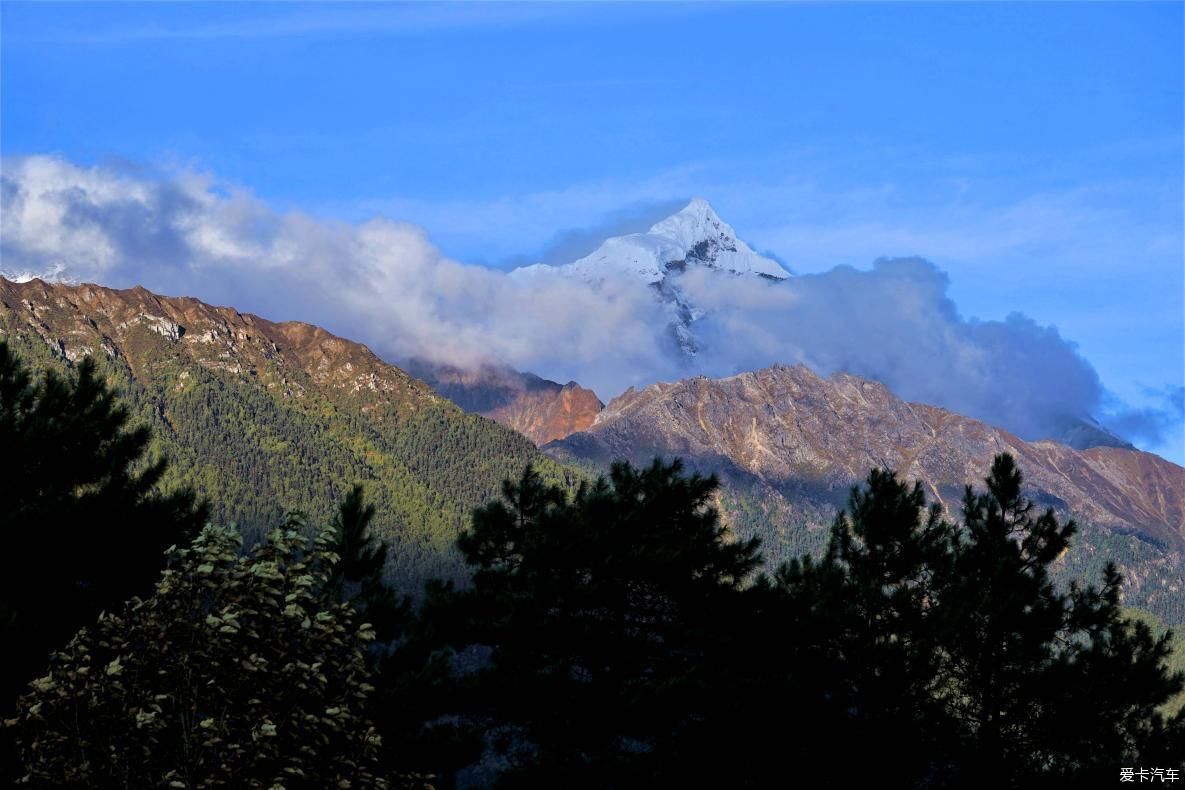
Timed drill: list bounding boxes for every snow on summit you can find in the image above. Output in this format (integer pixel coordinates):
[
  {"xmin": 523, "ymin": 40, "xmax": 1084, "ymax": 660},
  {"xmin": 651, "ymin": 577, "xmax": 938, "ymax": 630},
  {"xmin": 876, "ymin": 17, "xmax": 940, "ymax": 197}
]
[
  {"xmin": 510, "ymin": 199, "xmax": 790, "ymax": 358},
  {"xmin": 511, "ymin": 199, "xmax": 789, "ymax": 286}
]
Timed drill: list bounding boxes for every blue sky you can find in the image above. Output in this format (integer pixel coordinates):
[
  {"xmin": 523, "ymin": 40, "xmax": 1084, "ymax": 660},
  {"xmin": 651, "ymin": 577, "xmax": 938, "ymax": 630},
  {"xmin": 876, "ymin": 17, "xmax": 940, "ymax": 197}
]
[{"xmin": 2, "ymin": 2, "xmax": 1182, "ymax": 462}]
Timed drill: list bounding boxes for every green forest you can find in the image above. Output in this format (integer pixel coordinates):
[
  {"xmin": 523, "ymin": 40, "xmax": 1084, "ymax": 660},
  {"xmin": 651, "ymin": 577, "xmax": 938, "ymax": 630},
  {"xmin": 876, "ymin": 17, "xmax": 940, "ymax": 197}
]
[
  {"xmin": 2, "ymin": 340, "xmax": 1183, "ymax": 787},
  {"xmin": 0, "ymin": 319, "xmax": 576, "ymax": 590}
]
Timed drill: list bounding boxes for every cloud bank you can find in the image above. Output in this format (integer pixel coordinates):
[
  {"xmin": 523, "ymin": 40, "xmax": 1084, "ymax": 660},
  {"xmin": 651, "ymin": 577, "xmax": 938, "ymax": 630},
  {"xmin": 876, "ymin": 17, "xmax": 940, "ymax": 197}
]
[
  {"xmin": 1, "ymin": 155, "xmax": 1173, "ymax": 452},
  {"xmin": 1105, "ymin": 386, "xmax": 1185, "ymax": 448},
  {"xmin": 679, "ymin": 262, "xmax": 1108, "ymax": 443},
  {"xmin": 0, "ymin": 156, "xmax": 677, "ymax": 395}
]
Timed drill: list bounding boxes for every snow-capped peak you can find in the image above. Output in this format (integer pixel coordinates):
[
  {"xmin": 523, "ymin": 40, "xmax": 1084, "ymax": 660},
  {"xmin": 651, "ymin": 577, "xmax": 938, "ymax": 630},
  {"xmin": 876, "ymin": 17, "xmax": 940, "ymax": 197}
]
[
  {"xmin": 646, "ymin": 197, "xmax": 730, "ymax": 248},
  {"xmin": 508, "ymin": 199, "xmax": 790, "ymax": 358},
  {"xmin": 511, "ymin": 199, "xmax": 788, "ymax": 286}
]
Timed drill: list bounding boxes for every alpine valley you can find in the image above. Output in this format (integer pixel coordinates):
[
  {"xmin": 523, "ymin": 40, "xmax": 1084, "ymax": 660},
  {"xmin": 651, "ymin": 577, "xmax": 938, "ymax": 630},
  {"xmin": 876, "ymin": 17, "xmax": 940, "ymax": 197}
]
[{"xmin": 1, "ymin": 201, "xmax": 1181, "ymax": 621}]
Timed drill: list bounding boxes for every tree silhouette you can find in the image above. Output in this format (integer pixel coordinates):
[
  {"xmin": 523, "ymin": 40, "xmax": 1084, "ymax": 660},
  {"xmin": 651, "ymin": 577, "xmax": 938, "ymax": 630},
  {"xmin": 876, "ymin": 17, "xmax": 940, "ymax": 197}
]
[
  {"xmin": 695, "ymin": 455, "xmax": 1185, "ymax": 788},
  {"xmin": 936, "ymin": 454, "xmax": 1185, "ymax": 785},
  {"xmin": 772, "ymin": 468, "xmax": 958, "ymax": 786},
  {"xmin": 328, "ymin": 484, "xmax": 407, "ymax": 643},
  {"xmin": 437, "ymin": 459, "xmax": 762, "ymax": 786},
  {"xmin": 0, "ymin": 342, "xmax": 207, "ymax": 733},
  {"xmin": 401, "ymin": 454, "xmax": 1184, "ymax": 786},
  {"xmin": 8, "ymin": 525, "xmax": 398, "ymax": 788},
  {"xmin": 333, "ymin": 484, "xmax": 387, "ymax": 584}
]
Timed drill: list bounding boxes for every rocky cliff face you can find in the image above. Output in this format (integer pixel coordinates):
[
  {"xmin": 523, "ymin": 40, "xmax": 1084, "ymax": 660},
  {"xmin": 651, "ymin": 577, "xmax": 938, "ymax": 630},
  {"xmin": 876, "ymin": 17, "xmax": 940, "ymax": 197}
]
[
  {"xmin": 405, "ymin": 360, "xmax": 602, "ymax": 446},
  {"xmin": 551, "ymin": 364, "xmax": 1184, "ymax": 546}
]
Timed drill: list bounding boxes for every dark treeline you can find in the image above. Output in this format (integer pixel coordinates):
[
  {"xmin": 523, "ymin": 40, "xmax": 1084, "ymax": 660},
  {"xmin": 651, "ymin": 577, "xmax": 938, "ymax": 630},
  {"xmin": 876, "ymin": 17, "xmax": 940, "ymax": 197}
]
[
  {"xmin": 0, "ymin": 342, "xmax": 209, "ymax": 779},
  {"xmin": 2, "ymin": 340, "xmax": 1183, "ymax": 788}
]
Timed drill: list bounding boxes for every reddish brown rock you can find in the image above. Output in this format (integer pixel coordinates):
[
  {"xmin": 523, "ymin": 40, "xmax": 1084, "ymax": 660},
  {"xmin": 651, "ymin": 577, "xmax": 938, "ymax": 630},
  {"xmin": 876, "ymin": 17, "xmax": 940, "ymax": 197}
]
[
  {"xmin": 0, "ymin": 277, "xmax": 444, "ymax": 416},
  {"xmin": 404, "ymin": 360, "xmax": 602, "ymax": 446},
  {"xmin": 549, "ymin": 364, "xmax": 1185, "ymax": 550}
]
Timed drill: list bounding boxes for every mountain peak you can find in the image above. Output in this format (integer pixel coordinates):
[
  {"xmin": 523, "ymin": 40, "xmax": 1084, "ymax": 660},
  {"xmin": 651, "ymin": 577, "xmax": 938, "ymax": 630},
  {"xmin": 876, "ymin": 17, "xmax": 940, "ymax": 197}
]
[
  {"xmin": 646, "ymin": 197, "xmax": 735, "ymax": 250},
  {"xmin": 511, "ymin": 199, "xmax": 787, "ymax": 286},
  {"xmin": 507, "ymin": 199, "xmax": 789, "ymax": 358},
  {"xmin": 651, "ymin": 197, "xmax": 720, "ymax": 229}
]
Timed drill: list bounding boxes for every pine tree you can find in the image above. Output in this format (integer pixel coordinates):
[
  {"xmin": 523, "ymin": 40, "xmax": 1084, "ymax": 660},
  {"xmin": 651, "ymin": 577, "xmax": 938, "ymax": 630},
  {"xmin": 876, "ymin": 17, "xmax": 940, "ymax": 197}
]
[
  {"xmin": 0, "ymin": 342, "xmax": 207, "ymax": 715},
  {"xmin": 1038, "ymin": 565, "xmax": 1185, "ymax": 780},
  {"xmin": 333, "ymin": 485, "xmax": 387, "ymax": 584},
  {"xmin": 328, "ymin": 484, "xmax": 407, "ymax": 641},
  {"xmin": 936, "ymin": 454, "xmax": 1078, "ymax": 781},
  {"xmin": 434, "ymin": 459, "xmax": 762, "ymax": 786},
  {"xmin": 935, "ymin": 454, "xmax": 1185, "ymax": 784},
  {"xmin": 769, "ymin": 468, "xmax": 957, "ymax": 786},
  {"xmin": 755, "ymin": 455, "xmax": 1184, "ymax": 786}
]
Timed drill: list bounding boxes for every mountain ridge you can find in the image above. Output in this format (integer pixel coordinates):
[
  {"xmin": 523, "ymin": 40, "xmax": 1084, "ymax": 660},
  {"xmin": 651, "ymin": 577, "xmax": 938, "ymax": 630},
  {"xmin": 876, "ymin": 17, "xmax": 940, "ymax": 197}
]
[
  {"xmin": 0, "ymin": 276, "xmax": 576, "ymax": 589},
  {"xmin": 561, "ymin": 363, "xmax": 1183, "ymax": 543},
  {"xmin": 402, "ymin": 359, "xmax": 603, "ymax": 446},
  {"xmin": 5, "ymin": 275, "xmax": 1182, "ymax": 621},
  {"xmin": 546, "ymin": 363, "xmax": 1185, "ymax": 622}
]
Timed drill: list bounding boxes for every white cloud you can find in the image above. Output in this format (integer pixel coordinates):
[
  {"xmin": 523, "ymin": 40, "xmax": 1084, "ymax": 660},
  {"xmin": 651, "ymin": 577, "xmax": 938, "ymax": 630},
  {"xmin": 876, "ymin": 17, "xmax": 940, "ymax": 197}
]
[
  {"xmin": 2, "ymin": 154, "xmax": 1177, "ymax": 455},
  {"xmin": 678, "ymin": 261, "xmax": 1107, "ymax": 442},
  {"xmin": 0, "ymin": 155, "xmax": 680, "ymax": 395}
]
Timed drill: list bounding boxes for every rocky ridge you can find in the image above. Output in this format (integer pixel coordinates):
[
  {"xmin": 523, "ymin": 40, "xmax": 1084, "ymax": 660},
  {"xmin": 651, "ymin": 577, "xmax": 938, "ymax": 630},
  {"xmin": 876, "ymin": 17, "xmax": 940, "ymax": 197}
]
[
  {"xmin": 0, "ymin": 277, "xmax": 439, "ymax": 413},
  {"xmin": 551, "ymin": 364, "xmax": 1183, "ymax": 547},
  {"xmin": 403, "ymin": 360, "xmax": 603, "ymax": 446},
  {"xmin": 0, "ymin": 276, "xmax": 571, "ymax": 588},
  {"xmin": 546, "ymin": 364, "xmax": 1185, "ymax": 621}
]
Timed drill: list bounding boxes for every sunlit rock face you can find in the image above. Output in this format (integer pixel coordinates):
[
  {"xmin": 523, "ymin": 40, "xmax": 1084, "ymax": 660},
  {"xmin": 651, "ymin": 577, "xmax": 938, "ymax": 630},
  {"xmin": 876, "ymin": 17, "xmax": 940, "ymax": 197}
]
[{"xmin": 548, "ymin": 363, "xmax": 1185, "ymax": 551}]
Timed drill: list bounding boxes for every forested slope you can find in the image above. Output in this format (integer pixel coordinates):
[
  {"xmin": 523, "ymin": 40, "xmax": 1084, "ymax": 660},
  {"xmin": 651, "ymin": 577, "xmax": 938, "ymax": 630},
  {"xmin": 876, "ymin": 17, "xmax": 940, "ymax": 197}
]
[{"xmin": 0, "ymin": 277, "xmax": 576, "ymax": 589}]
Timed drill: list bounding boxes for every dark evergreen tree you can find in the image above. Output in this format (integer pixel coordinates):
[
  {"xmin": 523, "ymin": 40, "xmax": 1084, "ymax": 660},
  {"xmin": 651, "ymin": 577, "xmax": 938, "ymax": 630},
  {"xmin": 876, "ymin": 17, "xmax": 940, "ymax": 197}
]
[
  {"xmin": 431, "ymin": 459, "xmax": 762, "ymax": 786},
  {"xmin": 725, "ymin": 455, "xmax": 1184, "ymax": 788},
  {"xmin": 333, "ymin": 484, "xmax": 387, "ymax": 585},
  {"xmin": 0, "ymin": 342, "xmax": 207, "ymax": 733},
  {"xmin": 772, "ymin": 468, "xmax": 958, "ymax": 786},
  {"xmin": 396, "ymin": 454, "xmax": 1184, "ymax": 787},
  {"xmin": 324, "ymin": 484, "xmax": 446, "ymax": 784},
  {"xmin": 1037, "ymin": 566, "xmax": 1185, "ymax": 782},
  {"xmin": 326, "ymin": 484, "xmax": 409, "ymax": 644},
  {"xmin": 936, "ymin": 454, "xmax": 1185, "ymax": 786},
  {"xmin": 937, "ymin": 454, "xmax": 1081, "ymax": 782}
]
